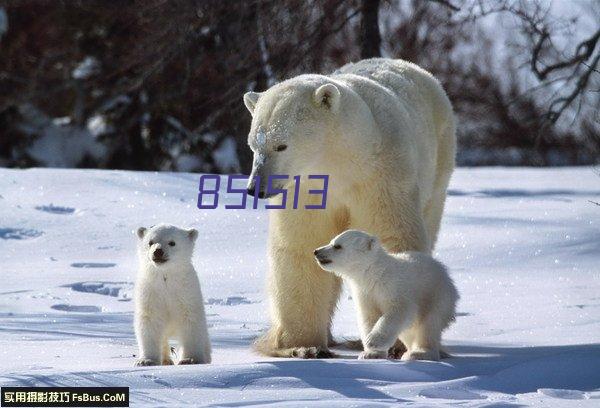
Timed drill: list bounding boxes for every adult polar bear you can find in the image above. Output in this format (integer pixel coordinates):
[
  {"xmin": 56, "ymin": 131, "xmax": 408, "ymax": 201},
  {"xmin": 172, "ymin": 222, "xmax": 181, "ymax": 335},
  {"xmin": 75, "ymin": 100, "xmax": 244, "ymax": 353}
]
[{"xmin": 243, "ymin": 58, "xmax": 456, "ymax": 358}]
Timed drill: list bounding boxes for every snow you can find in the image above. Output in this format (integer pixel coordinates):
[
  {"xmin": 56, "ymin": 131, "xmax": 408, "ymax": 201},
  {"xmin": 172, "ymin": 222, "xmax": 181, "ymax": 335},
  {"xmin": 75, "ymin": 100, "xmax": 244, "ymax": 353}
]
[
  {"xmin": 212, "ymin": 136, "xmax": 241, "ymax": 173},
  {"xmin": 175, "ymin": 154, "xmax": 203, "ymax": 173},
  {"xmin": 26, "ymin": 127, "xmax": 106, "ymax": 168},
  {"xmin": 72, "ymin": 56, "xmax": 100, "ymax": 80},
  {"xmin": 87, "ymin": 114, "xmax": 113, "ymax": 137},
  {"xmin": 17, "ymin": 104, "xmax": 107, "ymax": 168},
  {"xmin": 0, "ymin": 167, "xmax": 599, "ymax": 407}
]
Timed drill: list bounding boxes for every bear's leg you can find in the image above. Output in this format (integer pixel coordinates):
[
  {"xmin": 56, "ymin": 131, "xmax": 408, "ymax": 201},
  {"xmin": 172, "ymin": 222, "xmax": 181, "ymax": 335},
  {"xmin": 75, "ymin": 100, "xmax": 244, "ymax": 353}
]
[
  {"xmin": 355, "ymin": 293, "xmax": 386, "ymax": 360},
  {"xmin": 177, "ymin": 319, "xmax": 211, "ymax": 364},
  {"xmin": 423, "ymin": 129, "xmax": 454, "ymax": 249},
  {"xmin": 401, "ymin": 313, "xmax": 442, "ymax": 362},
  {"xmin": 355, "ymin": 292, "xmax": 380, "ymax": 342},
  {"xmin": 256, "ymin": 248, "xmax": 341, "ymax": 358},
  {"xmin": 423, "ymin": 187, "xmax": 449, "ymax": 251},
  {"xmin": 161, "ymin": 339, "xmax": 174, "ymax": 365},
  {"xmin": 256, "ymin": 202, "xmax": 347, "ymax": 358},
  {"xmin": 327, "ymin": 276, "xmax": 343, "ymax": 348},
  {"xmin": 134, "ymin": 316, "xmax": 163, "ymax": 366},
  {"xmin": 355, "ymin": 296, "xmax": 408, "ymax": 358},
  {"xmin": 361, "ymin": 305, "xmax": 415, "ymax": 359}
]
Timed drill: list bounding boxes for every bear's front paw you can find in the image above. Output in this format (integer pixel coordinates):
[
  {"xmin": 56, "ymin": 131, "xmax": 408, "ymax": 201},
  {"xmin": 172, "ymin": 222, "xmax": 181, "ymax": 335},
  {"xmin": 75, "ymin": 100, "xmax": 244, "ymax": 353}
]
[
  {"xmin": 291, "ymin": 347, "xmax": 336, "ymax": 359},
  {"xmin": 162, "ymin": 358, "xmax": 174, "ymax": 365},
  {"xmin": 134, "ymin": 358, "xmax": 159, "ymax": 367},
  {"xmin": 358, "ymin": 350, "xmax": 387, "ymax": 360}
]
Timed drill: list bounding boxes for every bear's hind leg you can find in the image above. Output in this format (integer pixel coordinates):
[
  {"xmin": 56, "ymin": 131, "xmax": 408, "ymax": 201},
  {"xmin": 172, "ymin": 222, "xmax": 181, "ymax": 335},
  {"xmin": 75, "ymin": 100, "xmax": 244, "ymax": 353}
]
[
  {"xmin": 424, "ymin": 123, "xmax": 455, "ymax": 249},
  {"xmin": 177, "ymin": 319, "xmax": 211, "ymax": 365},
  {"xmin": 401, "ymin": 313, "xmax": 443, "ymax": 362}
]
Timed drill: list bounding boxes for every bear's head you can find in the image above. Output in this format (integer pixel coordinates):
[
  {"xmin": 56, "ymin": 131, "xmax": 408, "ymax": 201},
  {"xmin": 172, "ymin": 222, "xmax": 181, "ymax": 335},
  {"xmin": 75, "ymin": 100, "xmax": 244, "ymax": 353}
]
[
  {"xmin": 314, "ymin": 229, "xmax": 380, "ymax": 277},
  {"xmin": 136, "ymin": 224, "xmax": 198, "ymax": 268},
  {"xmin": 243, "ymin": 76, "xmax": 341, "ymax": 198}
]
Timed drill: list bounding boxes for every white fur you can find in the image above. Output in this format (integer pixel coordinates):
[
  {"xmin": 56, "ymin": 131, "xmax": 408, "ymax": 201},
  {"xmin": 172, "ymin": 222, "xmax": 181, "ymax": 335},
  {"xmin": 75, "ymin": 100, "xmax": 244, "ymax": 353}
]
[
  {"xmin": 244, "ymin": 58, "xmax": 456, "ymax": 357},
  {"xmin": 134, "ymin": 224, "xmax": 211, "ymax": 366},
  {"xmin": 315, "ymin": 230, "xmax": 459, "ymax": 361}
]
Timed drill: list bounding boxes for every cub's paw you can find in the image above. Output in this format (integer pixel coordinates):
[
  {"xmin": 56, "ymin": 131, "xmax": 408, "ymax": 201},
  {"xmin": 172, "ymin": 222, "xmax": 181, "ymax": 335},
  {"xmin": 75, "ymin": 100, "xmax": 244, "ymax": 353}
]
[
  {"xmin": 358, "ymin": 350, "xmax": 387, "ymax": 360},
  {"xmin": 291, "ymin": 347, "xmax": 336, "ymax": 359},
  {"xmin": 134, "ymin": 358, "xmax": 159, "ymax": 367},
  {"xmin": 401, "ymin": 350, "xmax": 440, "ymax": 361},
  {"xmin": 162, "ymin": 358, "xmax": 174, "ymax": 365}
]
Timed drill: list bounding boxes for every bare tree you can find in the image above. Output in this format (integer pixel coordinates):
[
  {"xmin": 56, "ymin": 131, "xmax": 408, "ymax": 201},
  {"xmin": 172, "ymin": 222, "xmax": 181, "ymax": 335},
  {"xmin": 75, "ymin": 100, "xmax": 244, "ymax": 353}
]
[
  {"xmin": 1, "ymin": 0, "xmax": 597, "ymax": 170},
  {"xmin": 360, "ymin": 0, "xmax": 381, "ymax": 58},
  {"xmin": 507, "ymin": 2, "xmax": 600, "ymax": 124}
]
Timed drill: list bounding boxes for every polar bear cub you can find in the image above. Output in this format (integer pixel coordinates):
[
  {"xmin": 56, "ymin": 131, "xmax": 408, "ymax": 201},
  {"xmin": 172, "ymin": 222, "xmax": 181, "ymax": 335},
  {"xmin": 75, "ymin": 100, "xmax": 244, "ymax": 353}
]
[
  {"xmin": 314, "ymin": 230, "xmax": 458, "ymax": 361},
  {"xmin": 134, "ymin": 224, "xmax": 211, "ymax": 366}
]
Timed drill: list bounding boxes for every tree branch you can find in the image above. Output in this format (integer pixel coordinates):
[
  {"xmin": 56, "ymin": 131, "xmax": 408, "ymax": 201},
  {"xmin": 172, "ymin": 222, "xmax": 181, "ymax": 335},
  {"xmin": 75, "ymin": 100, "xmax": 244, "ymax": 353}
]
[{"xmin": 427, "ymin": 0, "xmax": 460, "ymax": 12}]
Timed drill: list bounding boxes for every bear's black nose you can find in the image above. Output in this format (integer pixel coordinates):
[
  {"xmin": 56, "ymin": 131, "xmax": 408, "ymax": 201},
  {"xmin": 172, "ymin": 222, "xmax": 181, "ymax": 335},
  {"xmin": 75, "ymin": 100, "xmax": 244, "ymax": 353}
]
[
  {"xmin": 247, "ymin": 187, "xmax": 265, "ymax": 199},
  {"xmin": 154, "ymin": 248, "xmax": 164, "ymax": 257},
  {"xmin": 313, "ymin": 249, "xmax": 319, "ymax": 255}
]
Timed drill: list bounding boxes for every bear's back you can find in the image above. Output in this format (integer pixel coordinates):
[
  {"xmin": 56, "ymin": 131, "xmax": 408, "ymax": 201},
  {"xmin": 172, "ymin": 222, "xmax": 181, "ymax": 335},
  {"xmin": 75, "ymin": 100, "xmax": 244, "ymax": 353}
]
[{"xmin": 331, "ymin": 58, "xmax": 453, "ymax": 136}]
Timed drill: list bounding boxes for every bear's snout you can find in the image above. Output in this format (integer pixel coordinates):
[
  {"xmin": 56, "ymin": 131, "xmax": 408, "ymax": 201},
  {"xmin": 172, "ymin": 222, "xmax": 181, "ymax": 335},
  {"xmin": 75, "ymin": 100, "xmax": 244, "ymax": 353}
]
[
  {"xmin": 152, "ymin": 247, "xmax": 167, "ymax": 264},
  {"xmin": 314, "ymin": 248, "xmax": 332, "ymax": 265},
  {"xmin": 247, "ymin": 186, "xmax": 265, "ymax": 199}
]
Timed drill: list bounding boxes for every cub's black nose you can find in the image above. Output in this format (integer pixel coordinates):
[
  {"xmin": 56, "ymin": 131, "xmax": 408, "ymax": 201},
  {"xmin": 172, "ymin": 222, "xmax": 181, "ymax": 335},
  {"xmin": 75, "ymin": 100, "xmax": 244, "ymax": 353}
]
[
  {"xmin": 154, "ymin": 248, "xmax": 164, "ymax": 257},
  {"xmin": 313, "ymin": 249, "xmax": 319, "ymax": 255}
]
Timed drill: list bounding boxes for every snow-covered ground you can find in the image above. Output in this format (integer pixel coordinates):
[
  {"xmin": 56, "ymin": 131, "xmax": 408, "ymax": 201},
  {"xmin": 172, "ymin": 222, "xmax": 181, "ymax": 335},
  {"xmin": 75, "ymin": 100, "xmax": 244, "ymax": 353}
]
[{"xmin": 0, "ymin": 167, "xmax": 599, "ymax": 407}]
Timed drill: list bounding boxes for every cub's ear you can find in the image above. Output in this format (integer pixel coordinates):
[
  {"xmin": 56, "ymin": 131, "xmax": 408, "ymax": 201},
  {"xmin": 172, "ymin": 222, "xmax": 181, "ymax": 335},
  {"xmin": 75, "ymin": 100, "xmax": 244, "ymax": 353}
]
[
  {"xmin": 243, "ymin": 91, "xmax": 261, "ymax": 115},
  {"xmin": 136, "ymin": 227, "xmax": 147, "ymax": 239},
  {"xmin": 314, "ymin": 83, "xmax": 340, "ymax": 111},
  {"xmin": 188, "ymin": 228, "xmax": 198, "ymax": 241}
]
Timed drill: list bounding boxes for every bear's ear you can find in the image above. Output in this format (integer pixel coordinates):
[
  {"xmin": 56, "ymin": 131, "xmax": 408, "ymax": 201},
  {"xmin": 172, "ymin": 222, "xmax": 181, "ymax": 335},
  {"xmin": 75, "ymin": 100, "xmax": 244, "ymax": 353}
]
[
  {"xmin": 136, "ymin": 227, "xmax": 147, "ymax": 239},
  {"xmin": 188, "ymin": 228, "xmax": 198, "ymax": 241},
  {"xmin": 314, "ymin": 83, "xmax": 340, "ymax": 111},
  {"xmin": 243, "ymin": 92, "xmax": 261, "ymax": 115}
]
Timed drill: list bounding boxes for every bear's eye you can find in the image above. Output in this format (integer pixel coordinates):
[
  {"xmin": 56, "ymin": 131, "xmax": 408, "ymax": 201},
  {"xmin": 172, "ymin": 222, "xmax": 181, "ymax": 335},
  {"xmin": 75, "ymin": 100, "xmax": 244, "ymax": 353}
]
[
  {"xmin": 168, "ymin": 241, "xmax": 176, "ymax": 247},
  {"xmin": 148, "ymin": 240, "xmax": 154, "ymax": 246},
  {"xmin": 333, "ymin": 244, "xmax": 341, "ymax": 250},
  {"xmin": 275, "ymin": 144, "xmax": 287, "ymax": 152}
]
